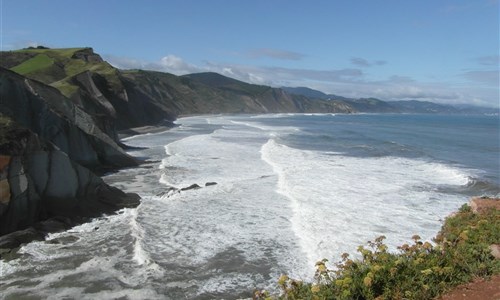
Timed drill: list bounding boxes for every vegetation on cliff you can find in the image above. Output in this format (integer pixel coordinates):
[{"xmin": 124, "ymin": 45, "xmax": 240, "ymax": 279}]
[
  {"xmin": 255, "ymin": 201, "xmax": 499, "ymax": 300},
  {"xmin": 3, "ymin": 47, "xmax": 121, "ymax": 97}
]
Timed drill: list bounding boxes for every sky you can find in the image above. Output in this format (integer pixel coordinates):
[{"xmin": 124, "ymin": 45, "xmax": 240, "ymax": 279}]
[{"xmin": 1, "ymin": 0, "xmax": 499, "ymax": 107}]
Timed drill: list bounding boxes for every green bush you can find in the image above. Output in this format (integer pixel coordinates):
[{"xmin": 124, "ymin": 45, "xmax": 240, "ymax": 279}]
[{"xmin": 255, "ymin": 204, "xmax": 499, "ymax": 300}]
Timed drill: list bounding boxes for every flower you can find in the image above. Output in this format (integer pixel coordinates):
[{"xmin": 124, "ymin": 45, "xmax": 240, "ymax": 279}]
[
  {"xmin": 363, "ymin": 276, "xmax": 373, "ymax": 287},
  {"xmin": 421, "ymin": 269, "xmax": 433, "ymax": 276},
  {"xmin": 423, "ymin": 242, "xmax": 433, "ymax": 250},
  {"xmin": 278, "ymin": 275, "xmax": 289, "ymax": 285},
  {"xmin": 317, "ymin": 264, "xmax": 327, "ymax": 272}
]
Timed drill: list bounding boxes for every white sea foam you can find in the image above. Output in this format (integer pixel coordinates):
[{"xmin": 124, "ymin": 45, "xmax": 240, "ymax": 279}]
[
  {"xmin": 250, "ymin": 113, "xmax": 293, "ymax": 118},
  {"xmin": 0, "ymin": 207, "xmax": 164, "ymax": 298},
  {"xmin": 303, "ymin": 113, "xmax": 336, "ymax": 116},
  {"xmin": 261, "ymin": 138, "xmax": 470, "ymax": 269},
  {"xmin": 129, "ymin": 207, "xmax": 150, "ymax": 265},
  {"xmin": 159, "ymin": 129, "xmax": 271, "ymax": 188},
  {"xmin": 230, "ymin": 119, "xmax": 300, "ymax": 132}
]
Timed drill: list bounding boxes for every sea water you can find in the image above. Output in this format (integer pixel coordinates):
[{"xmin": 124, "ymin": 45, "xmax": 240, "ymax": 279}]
[{"xmin": 1, "ymin": 114, "xmax": 498, "ymax": 299}]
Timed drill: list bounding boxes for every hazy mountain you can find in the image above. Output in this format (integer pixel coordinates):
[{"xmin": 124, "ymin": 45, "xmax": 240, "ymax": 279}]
[{"xmin": 282, "ymin": 86, "xmax": 497, "ymax": 114}]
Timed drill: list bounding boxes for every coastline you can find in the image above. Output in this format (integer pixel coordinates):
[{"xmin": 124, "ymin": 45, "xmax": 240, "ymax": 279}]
[{"xmin": 1, "ymin": 114, "xmax": 498, "ymax": 299}]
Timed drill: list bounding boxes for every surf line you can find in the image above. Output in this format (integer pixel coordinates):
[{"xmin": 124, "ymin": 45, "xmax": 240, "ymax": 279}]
[{"xmin": 260, "ymin": 138, "xmax": 317, "ymax": 271}]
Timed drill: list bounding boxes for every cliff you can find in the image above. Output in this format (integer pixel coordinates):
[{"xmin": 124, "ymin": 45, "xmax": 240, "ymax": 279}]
[
  {"xmin": 0, "ymin": 51, "xmax": 144, "ymax": 241},
  {"xmin": 0, "ymin": 116, "xmax": 139, "ymax": 246},
  {"xmin": 0, "ymin": 67, "xmax": 137, "ymax": 170}
]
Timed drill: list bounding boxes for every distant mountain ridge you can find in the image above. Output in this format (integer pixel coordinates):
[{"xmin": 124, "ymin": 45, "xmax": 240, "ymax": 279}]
[{"xmin": 281, "ymin": 86, "xmax": 498, "ymax": 114}]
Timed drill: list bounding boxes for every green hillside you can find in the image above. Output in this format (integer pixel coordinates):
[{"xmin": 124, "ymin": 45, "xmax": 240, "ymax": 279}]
[
  {"xmin": 3, "ymin": 47, "xmax": 120, "ymax": 98},
  {"xmin": 182, "ymin": 72, "xmax": 271, "ymax": 96},
  {"xmin": 10, "ymin": 53, "xmax": 54, "ymax": 74}
]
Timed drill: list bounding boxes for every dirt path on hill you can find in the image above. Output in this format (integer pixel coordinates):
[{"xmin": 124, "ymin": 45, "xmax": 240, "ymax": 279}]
[{"xmin": 439, "ymin": 275, "xmax": 500, "ymax": 300}]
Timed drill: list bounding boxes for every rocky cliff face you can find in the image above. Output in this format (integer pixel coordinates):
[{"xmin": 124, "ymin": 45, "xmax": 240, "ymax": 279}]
[
  {"xmin": 0, "ymin": 67, "xmax": 137, "ymax": 170},
  {"xmin": 71, "ymin": 48, "xmax": 104, "ymax": 63},
  {"xmin": 0, "ymin": 67, "xmax": 141, "ymax": 242},
  {"xmin": 0, "ymin": 118, "xmax": 140, "ymax": 238}
]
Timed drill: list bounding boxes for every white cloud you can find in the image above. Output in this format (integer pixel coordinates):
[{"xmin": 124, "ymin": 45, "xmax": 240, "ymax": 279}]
[
  {"xmin": 106, "ymin": 54, "xmax": 203, "ymax": 75},
  {"xmin": 160, "ymin": 55, "xmax": 186, "ymax": 70},
  {"xmin": 221, "ymin": 67, "xmax": 234, "ymax": 76},
  {"xmin": 157, "ymin": 55, "xmax": 202, "ymax": 75}
]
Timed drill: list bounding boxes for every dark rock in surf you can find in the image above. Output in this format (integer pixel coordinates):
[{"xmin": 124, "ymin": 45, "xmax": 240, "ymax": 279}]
[
  {"xmin": 0, "ymin": 227, "xmax": 45, "ymax": 250},
  {"xmin": 181, "ymin": 184, "xmax": 201, "ymax": 191}
]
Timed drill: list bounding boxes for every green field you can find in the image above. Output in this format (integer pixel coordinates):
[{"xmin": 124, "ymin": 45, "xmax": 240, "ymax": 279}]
[
  {"xmin": 10, "ymin": 54, "xmax": 54, "ymax": 75},
  {"xmin": 7, "ymin": 48, "xmax": 123, "ymax": 97}
]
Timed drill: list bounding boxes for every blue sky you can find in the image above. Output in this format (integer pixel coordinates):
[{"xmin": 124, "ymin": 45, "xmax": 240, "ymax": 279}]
[{"xmin": 2, "ymin": 0, "xmax": 499, "ymax": 107}]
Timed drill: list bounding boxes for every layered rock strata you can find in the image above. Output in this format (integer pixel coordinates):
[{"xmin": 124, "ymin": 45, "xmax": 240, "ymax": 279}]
[{"xmin": 0, "ymin": 122, "xmax": 139, "ymax": 246}]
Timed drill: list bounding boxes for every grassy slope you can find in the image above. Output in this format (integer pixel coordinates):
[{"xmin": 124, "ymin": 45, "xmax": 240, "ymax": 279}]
[
  {"xmin": 10, "ymin": 54, "xmax": 54, "ymax": 74},
  {"xmin": 6, "ymin": 48, "xmax": 120, "ymax": 98},
  {"xmin": 182, "ymin": 72, "xmax": 271, "ymax": 96}
]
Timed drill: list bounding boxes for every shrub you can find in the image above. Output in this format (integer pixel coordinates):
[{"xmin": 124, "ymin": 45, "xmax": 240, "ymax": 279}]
[{"xmin": 255, "ymin": 204, "xmax": 499, "ymax": 300}]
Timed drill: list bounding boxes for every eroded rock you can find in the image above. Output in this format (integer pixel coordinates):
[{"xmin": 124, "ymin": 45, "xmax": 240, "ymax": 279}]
[{"xmin": 0, "ymin": 122, "xmax": 140, "ymax": 237}]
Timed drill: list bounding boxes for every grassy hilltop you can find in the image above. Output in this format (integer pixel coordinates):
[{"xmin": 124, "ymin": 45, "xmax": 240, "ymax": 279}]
[{"xmin": 4, "ymin": 47, "xmax": 121, "ymax": 97}]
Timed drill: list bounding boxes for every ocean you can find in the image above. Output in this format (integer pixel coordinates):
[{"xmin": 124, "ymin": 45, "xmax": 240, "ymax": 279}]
[{"xmin": 1, "ymin": 114, "xmax": 499, "ymax": 299}]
